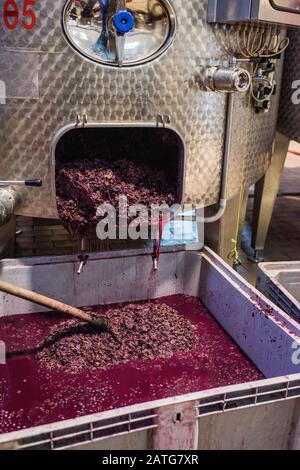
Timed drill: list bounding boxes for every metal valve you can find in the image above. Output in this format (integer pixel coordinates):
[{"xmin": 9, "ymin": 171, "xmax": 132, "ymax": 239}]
[
  {"xmin": 203, "ymin": 66, "xmax": 251, "ymax": 93},
  {"xmin": 113, "ymin": 1, "xmax": 134, "ymax": 66},
  {"xmin": 93, "ymin": 0, "xmax": 135, "ymax": 66}
]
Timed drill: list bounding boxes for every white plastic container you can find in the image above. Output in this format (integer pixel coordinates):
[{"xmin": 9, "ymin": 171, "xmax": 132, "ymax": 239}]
[{"xmin": 257, "ymin": 261, "xmax": 300, "ymax": 323}]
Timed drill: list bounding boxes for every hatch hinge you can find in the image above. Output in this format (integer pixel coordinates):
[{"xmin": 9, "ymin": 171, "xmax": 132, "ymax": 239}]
[
  {"xmin": 75, "ymin": 114, "xmax": 88, "ymax": 128},
  {"xmin": 156, "ymin": 114, "xmax": 171, "ymax": 128}
]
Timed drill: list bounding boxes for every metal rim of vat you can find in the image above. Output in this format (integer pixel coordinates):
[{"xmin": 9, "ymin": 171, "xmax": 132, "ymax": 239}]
[{"xmin": 61, "ymin": 0, "xmax": 177, "ymax": 68}]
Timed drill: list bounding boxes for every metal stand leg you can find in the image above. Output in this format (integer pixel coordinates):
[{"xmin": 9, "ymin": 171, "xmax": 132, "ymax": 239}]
[
  {"xmin": 205, "ymin": 188, "xmax": 248, "ymax": 266},
  {"xmin": 251, "ymin": 132, "xmax": 290, "ymax": 262},
  {"xmin": 237, "ymin": 188, "xmax": 249, "ymax": 248}
]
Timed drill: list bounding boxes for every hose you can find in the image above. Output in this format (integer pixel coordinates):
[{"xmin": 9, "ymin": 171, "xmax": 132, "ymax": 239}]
[
  {"xmin": 200, "ymin": 93, "xmax": 235, "ymax": 223},
  {"xmin": 289, "ymin": 149, "xmax": 300, "ymax": 156}
]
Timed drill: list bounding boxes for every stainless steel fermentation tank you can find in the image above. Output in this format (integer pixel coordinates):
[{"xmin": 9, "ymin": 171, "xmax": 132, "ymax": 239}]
[
  {"xmin": 0, "ymin": 0, "xmax": 299, "ymax": 259},
  {"xmin": 278, "ymin": 28, "xmax": 300, "ymax": 143},
  {"xmin": 243, "ymin": 27, "xmax": 300, "ymax": 262}
]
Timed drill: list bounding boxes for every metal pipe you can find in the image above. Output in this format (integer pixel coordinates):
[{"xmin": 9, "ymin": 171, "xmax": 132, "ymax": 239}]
[
  {"xmin": 0, "ymin": 180, "xmax": 42, "ymax": 187},
  {"xmin": 201, "ymin": 93, "xmax": 234, "ymax": 223}
]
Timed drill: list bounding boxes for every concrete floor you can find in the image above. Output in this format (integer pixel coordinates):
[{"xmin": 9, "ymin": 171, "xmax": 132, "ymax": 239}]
[{"xmin": 237, "ymin": 141, "xmax": 300, "ymax": 285}]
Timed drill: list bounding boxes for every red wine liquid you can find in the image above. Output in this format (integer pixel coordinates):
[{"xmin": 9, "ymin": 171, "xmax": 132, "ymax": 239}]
[{"xmin": 0, "ymin": 295, "xmax": 263, "ymax": 434}]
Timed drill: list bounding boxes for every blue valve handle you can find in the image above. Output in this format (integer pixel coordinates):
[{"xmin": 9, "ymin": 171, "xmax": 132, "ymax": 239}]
[{"xmin": 113, "ymin": 10, "xmax": 134, "ymax": 35}]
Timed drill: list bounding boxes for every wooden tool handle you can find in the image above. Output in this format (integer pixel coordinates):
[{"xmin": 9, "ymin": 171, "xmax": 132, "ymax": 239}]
[{"xmin": 0, "ymin": 279, "xmax": 92, "ymax": 323}]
